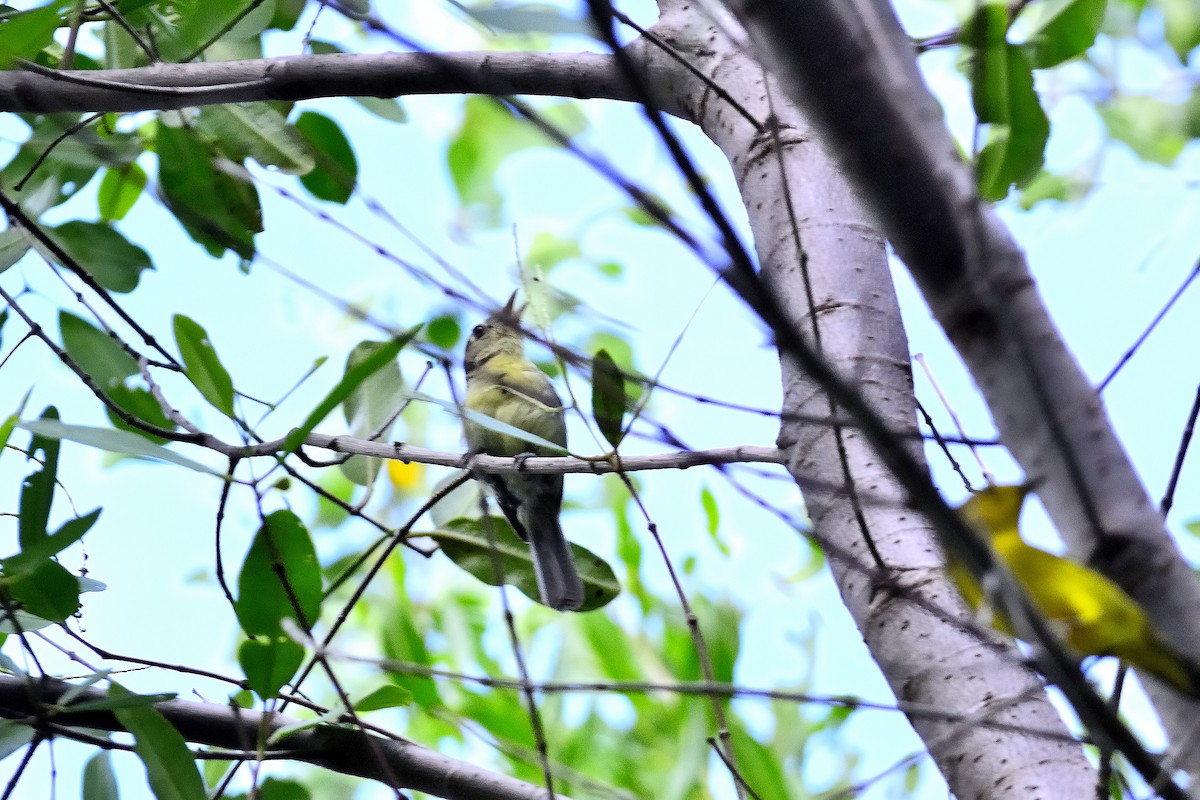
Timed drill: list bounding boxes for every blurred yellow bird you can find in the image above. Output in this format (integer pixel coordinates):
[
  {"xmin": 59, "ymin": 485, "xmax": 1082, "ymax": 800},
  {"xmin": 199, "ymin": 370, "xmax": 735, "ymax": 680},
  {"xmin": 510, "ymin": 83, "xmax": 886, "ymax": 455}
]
[
  {"xmin": 950, "ymin": 484, "xmax": 1200, "ymax": 695},
  {"xmin": 462, "ymin": 293, "xmax": 584, "ymax": 611}
]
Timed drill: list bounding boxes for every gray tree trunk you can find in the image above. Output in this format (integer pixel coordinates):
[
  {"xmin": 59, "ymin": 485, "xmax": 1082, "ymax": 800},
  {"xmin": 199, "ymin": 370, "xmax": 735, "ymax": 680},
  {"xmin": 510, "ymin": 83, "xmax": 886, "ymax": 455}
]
[{"xmin": 635, "ymin": 2, "xmax": 1095, "ymax": 795}]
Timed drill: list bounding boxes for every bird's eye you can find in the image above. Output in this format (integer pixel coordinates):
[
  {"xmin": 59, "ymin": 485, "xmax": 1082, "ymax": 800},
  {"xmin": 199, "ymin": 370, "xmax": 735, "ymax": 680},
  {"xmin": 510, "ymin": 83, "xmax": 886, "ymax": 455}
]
[{"xmin": 472, "ymin": 325, "xmax": 485, "ymax": 338}]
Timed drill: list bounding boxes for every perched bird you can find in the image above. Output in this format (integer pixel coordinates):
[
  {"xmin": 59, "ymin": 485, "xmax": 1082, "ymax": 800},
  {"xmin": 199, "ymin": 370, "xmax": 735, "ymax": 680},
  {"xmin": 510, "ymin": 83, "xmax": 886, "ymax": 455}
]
[
  {"xmin": 462, "ymin": 293, "xmax": 584, "ymax": 611},
  {"xmin": 949, "ymin": 484, "xmax": 1200, "ymax": 695}
]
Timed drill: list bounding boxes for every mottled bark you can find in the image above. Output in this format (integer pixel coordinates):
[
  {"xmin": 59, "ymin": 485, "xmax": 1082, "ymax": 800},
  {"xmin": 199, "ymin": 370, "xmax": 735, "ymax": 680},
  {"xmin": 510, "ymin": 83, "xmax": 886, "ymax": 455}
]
[{"xmin": 632, "ymin": 4, "xmax": 1094, "ymax": 795}]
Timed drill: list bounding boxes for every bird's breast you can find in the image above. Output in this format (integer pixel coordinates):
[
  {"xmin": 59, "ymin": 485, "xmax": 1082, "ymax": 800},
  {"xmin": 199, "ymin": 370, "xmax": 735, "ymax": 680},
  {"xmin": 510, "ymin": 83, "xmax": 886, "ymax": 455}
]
[{"xmin": 465, "ymin": 382, "xmax": 565, "ymax": 456}]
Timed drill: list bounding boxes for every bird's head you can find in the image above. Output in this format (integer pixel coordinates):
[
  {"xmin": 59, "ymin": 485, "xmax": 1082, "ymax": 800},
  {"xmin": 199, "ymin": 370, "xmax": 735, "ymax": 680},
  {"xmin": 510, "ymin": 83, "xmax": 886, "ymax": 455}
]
[
  {"xmin": 959, "ymin": 483, "xmax": 1033, "ymax": 539},
  {"xmin": 464, "ymin": 292, "xmax": 527, "ymax": 375}
]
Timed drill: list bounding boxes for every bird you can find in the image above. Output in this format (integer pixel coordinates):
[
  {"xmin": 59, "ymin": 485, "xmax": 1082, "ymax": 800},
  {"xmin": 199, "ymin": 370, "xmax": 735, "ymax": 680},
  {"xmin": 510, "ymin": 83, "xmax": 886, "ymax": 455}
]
[
  {"xmin": 461, "ymin": 293, "xmax": 584, "ymax": 611},
  {"xmin": 949, "ymin": 484, "xmax": 1200, "ymax": 696}
]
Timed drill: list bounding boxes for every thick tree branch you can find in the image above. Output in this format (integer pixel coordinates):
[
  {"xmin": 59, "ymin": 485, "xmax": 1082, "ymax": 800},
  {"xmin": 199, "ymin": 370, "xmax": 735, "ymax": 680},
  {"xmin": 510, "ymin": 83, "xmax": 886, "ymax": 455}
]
[
  {"xmin": 0, "ymin": 52, "xmax": 641, "ymax": 113},
  {"xmin": 722, "ymin": 0, "xmax": 1200, "ymax": 778},
  {"xmin": 0, "ymin": 675, "xmax": 568, "ymax": 800},
  {"xmin": 638, "ymin": 2, "xmax": 1098, "ymax": 795}
]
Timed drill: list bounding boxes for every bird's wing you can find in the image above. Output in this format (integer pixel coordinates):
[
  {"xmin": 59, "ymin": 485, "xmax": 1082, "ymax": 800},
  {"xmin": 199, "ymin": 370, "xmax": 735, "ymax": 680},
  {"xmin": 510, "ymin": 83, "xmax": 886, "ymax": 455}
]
[
  {"xmin": 493, "ymin": 367, "xmax": 564, "ymax": 412},
  {"xmin": 999, "ymin": 540, "xmax": 1105, "ymax": 623}
]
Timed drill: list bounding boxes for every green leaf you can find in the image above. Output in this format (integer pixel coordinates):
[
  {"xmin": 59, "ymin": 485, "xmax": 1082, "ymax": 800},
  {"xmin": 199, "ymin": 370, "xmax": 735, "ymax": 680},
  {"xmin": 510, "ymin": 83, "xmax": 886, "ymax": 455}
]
[
  {"xmin": 49, "ymin": 221, "xmax": 153, "ymax": 293},
  {"xmin": 579, "ymin": 612, "xmax": 642, "ymax": 681},
  {"xmin": 313, "ymin": 467, "xmax": 355, "ymax": 529},
  {"xmin": 60, "ymin": 311, "xmax": 139, "ymax": 391},
  {"xmin": 105, "ymin": 385, "xmax": 176, "ymax": 440},
  {"xmin": 1187, "ymin": 85, "xmax": 1200, "ymax": 139},
  {"xmin": 0, "ymin": 720, "xmax": 34, "ymax": 761},
  {"xmin": 964, "ymin": 9, "xmax": 1049, "ymax": 200},
  {"xmin": 1017, "ymin": 169, "xmax": 1087, "ymax": 209},
  {"xmin": 425, "ymin": 315, "xmax": 461, "ymax": 349},
  {"xmin": 586, "ymin": 332, "xmax": 644, "ymax": 402},
  {"xmin": 354, "ymin": 683, "xmax": 414, "ymax": 712},
  {"xmin": 78, "ymin": 575, "xmax": 106, "ymax": 594},
  {"xmin": 284, "ymin": 326, "xmax": 419, "ymax": 454},
  {"xmin": 19, "ymin": 406, "xmax": 60, "ymax": 550},
  {"xmin": 58, "ymin": 312, "xmax": 177, "ymax": 437},
  {"xmin": 97, "ymin": 163, "xmax": 147, "ymax": 221},
  {"xmin": 65, "ymin": 691, "xmax": 177, "ymax": 714},
  {"xmin": 254, "ymin": 778, "xmax": 312, "ymax": 800},
  {"xmin": 0, "ymin": 229, "xmax": 29, "ymax": 274},
  {"xmin": 0, "ymin": 1, "xmax": 68, "ymax": 67},
  {"xmin": 340, "ymin": 340, "xmax": 405, "ymax": 436},
  {"xmin": 3, "ymin": 164, "xmax": 70, "ymax": 221},
  {"xmin": 700, "ymin": 487, "xmax": 719, "ymax": 535},
  {"xmin": 235, "ymin": 510, "xmax": 322, "ymax": 637},
  {"xmin": 102, "ymin": 12, "xmax": 145, "ymax": 69},
  {"xmin": 110, "ymin": 683, "xmax": 206, "ymax": 800},
  {"xmin": 0, "ymin": 389, "xmax": 31, "ymax": 469},
  {"xmin": 904, "ymin": 762, "xmax": 922, "ymax": 793},
  {"xmin": 1161, "ymin": 0, "xmax": 1200, "ymax": 62},
  {"xmin": 157, "ymin": 120, "xmax": 262, "ymax": 260},
  {"xmin": 3, "ymin": 508, "xmax": 100, "ymax": 575},
  {"xmin": 700, "ymin": 486, "xmax": 731, "ymax": 558},
  {"xmin": 457, "ymin": 4, "xmax": 597, "ymax": 36},
  {"xmin": 526, "ymin": 231, "xmax": 581, "ymax": 271},
  {"xmin": 56, "ymin": 668, "xmax": 109, "ymax": 706},
  {"xmin": 173, "ymin": 315, "xmax": 235, "ymax": 416},
  {"xmin": 338, "ymin": 339, "xmax": 405, "ymax": 486},
  {"xmin": 428, "ymin": 516, "xmax": 619, "ymax": 611},
  {"xmin": 621, "ymin": 193, "xmax": 676, "ymax": 228},
  {"xmin": 377, "ymin": 583, "xmax": 440, "ymax": 709},
  {"xmin": 238, "ymin": 636, "xmax": 305, "ymax": 699},
  {"xmin": 447, "ymin": 95, "xmax": 588, "ymax": 226},
  {"xmin": 295, "ymin": 111, "xmax": 358, "ymax": 204},
  {"xmin": 16, "ymin": 419, "xmax": 221, "ymax": 475},
  {"xmin": 2, "ymin": 115, "xmax": 138, "ymax": 213},
  {"xmin": 1022, "ymin": 0, "xmax": 1106, "ymax": 68},
  {"xmin": 308, "ymin": 41, "xmax": 408, "ymax": 122},
  {"xmin": 197, "ymin": 103, "xmax": 315, "ymax": 175},
  {"xmin": 591, "ymin": 348, "xmax": 626, "ymax": 448},
  {"xmin": 729, "ymin": 725, "xmax": 790, "ymax": 800},
  {"xmin": 19, "ymin": 114, "xmax": 141, "ymax": 170},
  {"xmin": 165, "ymin": 0, "xmax": 274, "ymax": 61},
  {"xmin": 428, "ymin": 471, "xmax": 485, "ymax": 528},
  {"xmin": 701, "ymin": 598, "xmax": 741, "ymax": 683},
  {"xmin": 352, "ymin": 95, "xmax": 408, "ymax": 123},
  {"xmin": 82, "ymin": 751, "xmax": 119, "ymax": 800},
  {"xmin": 6, "ymin": 559, "xmax": 80, "ymax": 621},
  {"xmin": 271, "ymin": 0, "xmax": 307, "ymax": 30},
  {"xmin": 608, "ymin": 475, "xmax": 642, "ymax": 590},
  {"xmin": 1098, "ymin": 95, "xmax": 1188, "ymax": 165},
  {"xmin": 265, "ymin": 706, "xmax": 345, "ymax": 746},
  {"xmin": 965, "ymin": 3, "xmax": 1014, "ymax": 125},
  {"xmin": 0, "ymin": 606, "xmax": 58, "ymax": 633}
]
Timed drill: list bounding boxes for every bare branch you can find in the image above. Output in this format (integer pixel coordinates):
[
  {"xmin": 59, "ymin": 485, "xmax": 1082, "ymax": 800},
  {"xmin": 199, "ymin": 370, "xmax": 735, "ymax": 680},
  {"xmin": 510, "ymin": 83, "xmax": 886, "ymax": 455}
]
[
  {"xmin": 0, "ymin": 675, "xmax": 569, "ymax": 800},
  {"xmin": 0, "ymin": 52, "xmax": 644, "ymax": 114},
  {"xmin": 297, "ymin": 435, "xmax": 781, "ymax": 473}
]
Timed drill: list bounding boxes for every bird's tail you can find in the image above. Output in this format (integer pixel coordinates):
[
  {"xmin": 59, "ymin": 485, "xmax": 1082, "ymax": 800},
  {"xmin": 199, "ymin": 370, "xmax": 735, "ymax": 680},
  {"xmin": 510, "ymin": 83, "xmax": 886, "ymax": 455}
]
[{"xmin": 522, "ymin": 512, "xmax": 584, "ymax": 611}]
